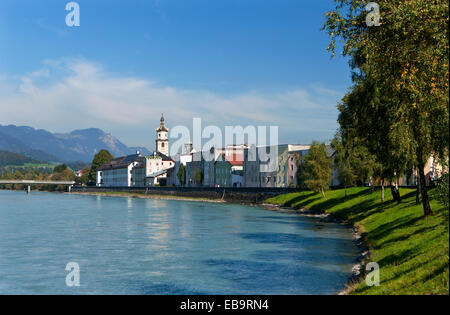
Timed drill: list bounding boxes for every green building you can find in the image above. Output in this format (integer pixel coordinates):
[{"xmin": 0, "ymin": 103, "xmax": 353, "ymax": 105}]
[{"xmin": 214, "ymin": 154, "xmax": 231, "ymax": 187}]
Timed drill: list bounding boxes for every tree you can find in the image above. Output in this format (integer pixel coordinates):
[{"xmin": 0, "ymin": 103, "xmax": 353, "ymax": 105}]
[
  {"xmin": 53, "ymin": 164, "xmax": 68, "ymax": 173},
  {"xmin": 436, "ymin": 159, "xmax": 449, "ymax": 230},
  {"xmin": 51, "ymin": 168, "xmax": 75, "ymax": 191},
  {"xmin": 177, "ymin": 164, "xmax": 186, "ymax": 186},
  {"xmin": 89, "ymin": 150, "xmax": 113, "ymax": 183},
  {"xmin": 77, "ymin": 165, "xmax": 90, "ymax": 185},
  {"xmin": 323, "ymin": 0, "xmax": 449, "ymax": 215},
  {"xmin": 195, "ymin": 168, "xmax": 203, "ymax": 185},
  {"xmin": 331, "ymin": 133, "xmax": 357, "ymax": 199},
  {"xmin": 301, "ymin": 141, "xmax": 333, "ymax": 198}
]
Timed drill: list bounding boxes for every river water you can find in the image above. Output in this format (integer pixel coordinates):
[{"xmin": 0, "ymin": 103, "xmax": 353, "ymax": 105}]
[{"xmin": 0, "ymin": 190, "xmax": 358, "ymax": 294}]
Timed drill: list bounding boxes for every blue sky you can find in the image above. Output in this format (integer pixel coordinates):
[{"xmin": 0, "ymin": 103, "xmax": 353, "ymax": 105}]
[{"xmin": 0, "ymin": 0, "xmax": 351, "ymax": 150}]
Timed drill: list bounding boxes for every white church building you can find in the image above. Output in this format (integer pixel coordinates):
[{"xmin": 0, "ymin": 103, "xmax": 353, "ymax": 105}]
[{"xmin": 96, "ymin": 114, "xmax": 175, "ymax": 187}]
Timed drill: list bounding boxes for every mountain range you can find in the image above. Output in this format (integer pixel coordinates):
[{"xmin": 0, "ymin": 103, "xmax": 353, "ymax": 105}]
[{"xmin": 0, "ymin": 124, "xmax": 151, "ymax": 163}]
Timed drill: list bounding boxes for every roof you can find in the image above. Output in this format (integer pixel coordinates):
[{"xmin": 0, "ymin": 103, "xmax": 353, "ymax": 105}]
[
  {"xmin": 226, "ymin": 153, "xmax": 243, "ymax": 166},
  {"xmin": 97, "ymin": 154, "xmax": 143, "ymax": 171},
  {"xmin": 153, "ymin": 151, "xmax": 175, "ymax": 162}
]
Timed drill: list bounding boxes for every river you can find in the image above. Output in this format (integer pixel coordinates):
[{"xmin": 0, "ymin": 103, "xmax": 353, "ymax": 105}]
[{"xmin": 0, "ymin": 190, "xmax": 358, "ymax": 294}]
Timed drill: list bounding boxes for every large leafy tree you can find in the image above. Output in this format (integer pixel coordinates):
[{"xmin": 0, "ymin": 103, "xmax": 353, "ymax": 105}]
[
  {"xmin": 89, "ymin": 150, "xmax": 113, "ymax": 183},
  {"xmin": 331, "ymin": 129, "xmax": 379, "ymax": 199},
  {"xmin": 323, "ymin": 0, "xmax": 449, "ymax": 216},
  {"xmin": 301, "ymin": 141, "xmax": 333, "ymax": 198}
]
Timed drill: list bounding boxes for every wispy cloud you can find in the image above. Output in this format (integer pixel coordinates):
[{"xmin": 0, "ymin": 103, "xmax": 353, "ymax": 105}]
[
  {"xmin": 0, "ymin": 58, "xmax": 343, "ymax": 146},
  {"xmin": 36, "ymin": 18, "xmax": 69, "ymax": 37}
]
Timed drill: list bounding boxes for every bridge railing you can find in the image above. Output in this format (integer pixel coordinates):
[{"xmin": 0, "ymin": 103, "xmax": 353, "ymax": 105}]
[{"xmin": 0, "ymin": 180, "xmax": 75, "ymax": 185}]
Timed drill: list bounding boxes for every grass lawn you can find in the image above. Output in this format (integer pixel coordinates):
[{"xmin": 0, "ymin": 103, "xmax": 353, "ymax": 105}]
[{"xmin": 266, "ymin": 187, "xmax": 449, "ymax": 295}]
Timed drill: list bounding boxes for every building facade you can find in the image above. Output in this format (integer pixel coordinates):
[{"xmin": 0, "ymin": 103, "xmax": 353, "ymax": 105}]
[
  {"xmin": 97, "ymin": 114, "xmax": 174, "ymax": 187},
  {"xmin": 97, "ymin": 153, "xmax": 143, "ymax": 187},
  {"xmin": 214, "ymin": 154, "xmax": 231, "ymax": 187}
]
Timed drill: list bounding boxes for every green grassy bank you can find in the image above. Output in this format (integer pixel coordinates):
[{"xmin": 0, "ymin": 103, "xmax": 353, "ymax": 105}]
[{"xmin": 265, "ymin": 187, "xmax": 449, "ymax": 295}]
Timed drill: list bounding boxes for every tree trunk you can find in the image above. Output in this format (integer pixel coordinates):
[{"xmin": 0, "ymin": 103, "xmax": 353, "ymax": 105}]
[
  {"xmin": 321, "ymin": 186, "xmax": 326, "ymax": 198},
  {"xmin": 390, "ymin": 182, "xmax": 400, "ymax": 203},
  {"xmin": 390, "ymin": 183, "xmax": 395, "ymax": 201},
  {"xmin": 418, "ymin": 158, "xmax": 432, "ymax": 216},
  {"xmin": 344, "ymin": 185, "xmax": 347, "ymax": 200},
  {"xmin": 416, "ymin": 172, "xmax": 421, "ymax": 205},
  {"xmin": 395, "ymin": 177, "xmax": 401, "ymax": 203},
  {"xmin": 381, "ymin": 179, "xmax": 385, "ymax": 203}
]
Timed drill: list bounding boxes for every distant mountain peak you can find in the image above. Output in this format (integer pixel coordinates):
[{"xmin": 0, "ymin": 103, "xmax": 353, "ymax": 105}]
[
  {"xmin": 70, "ymin": 128, "xmax": 107, "ymax": 136},
  {"xmin": 0, "ymin": 124, "xmax": 151, "ymax": 162}
]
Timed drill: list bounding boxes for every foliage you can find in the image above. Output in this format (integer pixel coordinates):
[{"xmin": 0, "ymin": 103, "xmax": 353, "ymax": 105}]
[
  {"xmin": 436, "ymin": 159, "xmax": 449, "ymax": 230},
  {"xmin": 301, "ymin": 141, "xmax": 333, "ymax": 197},
  {"xmin": 76, "ymin": 165, "xmax": 91, "ymax": 186},
  {"xmin": 195, "ymin": 168, "xmax": 204, "ymax": 185},
  {"xmin": 0, "ymin": 150, "xmax": 40, "ymax": 167},
  {"xmin": 266, "ymin": 187, "xmax": 449, "ymax": 294},
  {"xmin": 89, "ymin": 150, "xmax": 113, "ymax": 183},
  {"xmin": 177, "ymin": 164, "xmax": 186, "ymax": 186},
  {"xmin": 331, "ymin": 132, "xmax": 357, "ymax": 191},
  {"xmin": 0, "ymin": 166, "xmax": 75, "ymax": 191},
  {"xmin": 323, "ymin": 0, "xmax": 449, "ymax": 215},
  {"xmin": 53, "ymin": 164, "xmax": 69, "ymax": 173}
]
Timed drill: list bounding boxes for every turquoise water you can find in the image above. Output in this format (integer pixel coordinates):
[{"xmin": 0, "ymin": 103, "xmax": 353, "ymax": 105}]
[{"xmin": 0, "ymin": 190, "xmax": 358, "ymax": 294}]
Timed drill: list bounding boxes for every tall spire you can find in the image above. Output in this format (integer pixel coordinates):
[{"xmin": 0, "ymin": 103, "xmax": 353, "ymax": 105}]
[{"xmin": 156, "ymin": 113, "xmax": 168, "ymax": 132}]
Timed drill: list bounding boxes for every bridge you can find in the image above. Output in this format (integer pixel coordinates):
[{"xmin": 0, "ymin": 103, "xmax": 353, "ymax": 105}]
[{"xmin": 0, "ymin": 180, "xmax": 76, "ymax": 193}]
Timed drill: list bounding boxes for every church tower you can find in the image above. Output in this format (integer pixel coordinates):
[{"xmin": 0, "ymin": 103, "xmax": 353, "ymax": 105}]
[{"xmin": 156, "ymin": 114, "xmax": 169, "ymax": 156}]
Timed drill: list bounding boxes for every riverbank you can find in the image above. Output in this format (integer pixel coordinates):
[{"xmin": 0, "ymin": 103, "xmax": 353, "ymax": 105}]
[
  {"xmin": 69, "ymin": 186, "xmax": 294, "ymax": 204},
  {"xmin": 69, "ymin": 191, "xmax": 226, "ymax": 203},
  {"xmin": 265, "ymin": 187, "xmax": 449, "ymax": 295}
]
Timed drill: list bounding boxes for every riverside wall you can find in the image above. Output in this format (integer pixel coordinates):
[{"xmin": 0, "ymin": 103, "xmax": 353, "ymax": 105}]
[{"xmin": 70, "ymin": 186, "xmax": 305, "ymax": 204}]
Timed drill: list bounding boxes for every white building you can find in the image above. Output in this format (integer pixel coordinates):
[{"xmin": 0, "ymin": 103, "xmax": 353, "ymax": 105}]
[
  {"xmin": 133, "ymin": 152, "xmax": 175, "ymax": 186},
  {"xmin": 97, "ymin": 114, "xmax": 175, "ymax": 187},
  {"xmin": 97, "ymin": 153, "xmax": 143, "ymax": 187}
]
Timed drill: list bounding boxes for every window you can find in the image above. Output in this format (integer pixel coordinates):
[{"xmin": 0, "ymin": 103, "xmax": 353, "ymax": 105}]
[{"xmin": 162, "ymin": 142, "xmax": 165, "ymax": 148}]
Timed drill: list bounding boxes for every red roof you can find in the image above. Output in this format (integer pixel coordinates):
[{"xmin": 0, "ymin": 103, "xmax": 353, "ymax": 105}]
[{"xmin": 225, "ymin": 154, "xmax": 243, "ymax": 166}]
